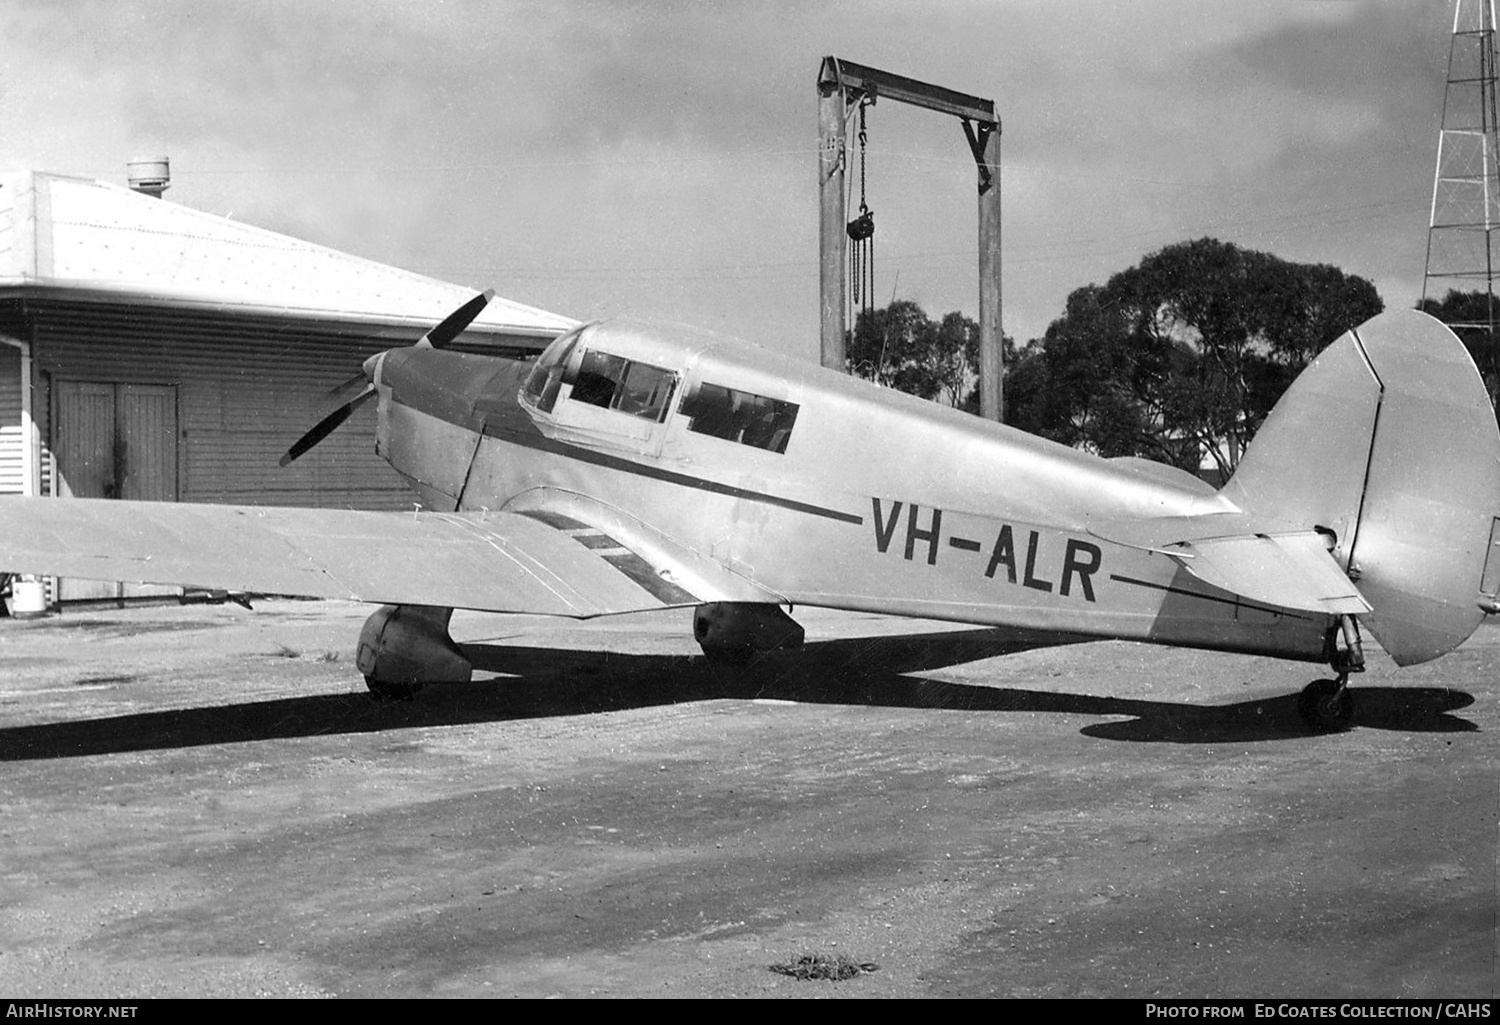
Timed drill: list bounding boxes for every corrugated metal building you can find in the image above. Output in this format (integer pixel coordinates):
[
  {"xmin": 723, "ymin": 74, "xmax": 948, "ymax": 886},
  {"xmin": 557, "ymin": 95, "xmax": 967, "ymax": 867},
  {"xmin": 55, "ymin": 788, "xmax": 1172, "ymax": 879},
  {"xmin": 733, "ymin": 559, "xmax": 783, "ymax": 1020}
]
[{"xmin": 0, "ymin": 170, "xmax": 577, "ymax": 601}]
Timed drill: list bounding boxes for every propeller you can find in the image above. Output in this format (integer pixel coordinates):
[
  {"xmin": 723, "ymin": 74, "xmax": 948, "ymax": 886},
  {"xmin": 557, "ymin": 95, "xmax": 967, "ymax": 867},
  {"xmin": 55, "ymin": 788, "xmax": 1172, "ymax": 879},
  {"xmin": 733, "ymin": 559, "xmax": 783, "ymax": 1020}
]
[
  {"xmin": 417, "ymin": 288, "xmax": 494, "ymax": 348},
  {"xmin": 278, "ymin": 385, "xmax": 376, "ymax": 467},
  {"xmin": 278, "ymin": 290, "xmax": 494, "ymax": 467}
]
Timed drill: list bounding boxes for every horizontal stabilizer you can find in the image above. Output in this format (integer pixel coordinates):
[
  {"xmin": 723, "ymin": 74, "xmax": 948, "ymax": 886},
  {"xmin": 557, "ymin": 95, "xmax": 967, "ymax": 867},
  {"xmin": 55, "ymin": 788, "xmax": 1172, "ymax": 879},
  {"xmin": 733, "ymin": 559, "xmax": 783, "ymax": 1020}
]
[
  {"xmin": 1170, "ymin": 532, "xmax": 1369, "ymax": 615},
  {"xmin": 1091, "ymin": 516, "xmax": 1367, "ymax": 614}
]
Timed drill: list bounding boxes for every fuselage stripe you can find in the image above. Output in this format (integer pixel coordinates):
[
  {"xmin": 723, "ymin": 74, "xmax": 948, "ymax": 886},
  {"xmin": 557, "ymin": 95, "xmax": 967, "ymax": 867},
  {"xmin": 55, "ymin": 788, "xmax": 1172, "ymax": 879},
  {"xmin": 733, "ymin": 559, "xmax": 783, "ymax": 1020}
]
[{"xmin": 477, "ymin": 417, "xmax": 864, "ymax": 525}]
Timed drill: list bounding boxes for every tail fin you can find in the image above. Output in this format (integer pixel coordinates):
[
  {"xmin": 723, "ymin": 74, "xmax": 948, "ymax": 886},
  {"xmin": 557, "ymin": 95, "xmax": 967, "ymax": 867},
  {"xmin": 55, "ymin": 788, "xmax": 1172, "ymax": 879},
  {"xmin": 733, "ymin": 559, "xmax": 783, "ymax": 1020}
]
[{"xmin": 1221, "ymin": 309, "xmax": 1500, "ymax": 665}]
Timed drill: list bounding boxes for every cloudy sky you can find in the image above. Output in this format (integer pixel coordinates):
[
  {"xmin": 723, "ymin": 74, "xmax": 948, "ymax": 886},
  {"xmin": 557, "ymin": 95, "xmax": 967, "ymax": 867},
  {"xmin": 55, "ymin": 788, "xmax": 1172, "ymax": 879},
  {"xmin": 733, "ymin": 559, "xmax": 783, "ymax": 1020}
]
[{"xmin": 0, "ymin": 0, "xmax": 1464, "ymax": 360}]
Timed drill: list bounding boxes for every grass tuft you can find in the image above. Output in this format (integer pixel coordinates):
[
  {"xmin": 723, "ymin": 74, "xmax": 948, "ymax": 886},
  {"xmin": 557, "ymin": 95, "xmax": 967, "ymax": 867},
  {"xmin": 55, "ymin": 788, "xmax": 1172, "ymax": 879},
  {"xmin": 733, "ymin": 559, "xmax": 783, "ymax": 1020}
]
[{"xmin": 768, "ymin": 953, "xmax": 878, "ymax": 982}]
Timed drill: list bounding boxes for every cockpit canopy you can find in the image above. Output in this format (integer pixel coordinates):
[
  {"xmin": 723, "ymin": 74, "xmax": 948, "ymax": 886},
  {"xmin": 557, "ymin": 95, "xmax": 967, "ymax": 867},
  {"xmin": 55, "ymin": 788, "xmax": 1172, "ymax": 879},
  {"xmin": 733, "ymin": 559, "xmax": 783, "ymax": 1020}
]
[
  {"xmin": 570, "ymin": 350, "xmax": 677, "ymax": 422},
  {"xmin": 520, "ymin": 322, "xmax": 798, "ymax": 455}
]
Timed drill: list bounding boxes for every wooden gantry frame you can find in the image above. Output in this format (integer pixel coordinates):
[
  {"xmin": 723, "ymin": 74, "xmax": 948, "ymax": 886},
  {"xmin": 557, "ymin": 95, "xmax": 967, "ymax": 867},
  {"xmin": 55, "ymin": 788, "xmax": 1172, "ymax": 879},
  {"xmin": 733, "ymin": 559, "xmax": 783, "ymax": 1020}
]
[{"xmin": 817, "ymin": 56, "xmax": 1003, "ymax": 420}]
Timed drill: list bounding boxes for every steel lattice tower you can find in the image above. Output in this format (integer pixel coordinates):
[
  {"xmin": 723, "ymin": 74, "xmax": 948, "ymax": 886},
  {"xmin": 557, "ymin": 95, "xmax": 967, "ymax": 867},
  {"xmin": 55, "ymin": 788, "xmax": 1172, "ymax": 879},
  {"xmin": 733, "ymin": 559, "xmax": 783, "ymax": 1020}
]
[{"xmin": 1424, "ymin": 0, "xmax": 1500, "ymax": 397}]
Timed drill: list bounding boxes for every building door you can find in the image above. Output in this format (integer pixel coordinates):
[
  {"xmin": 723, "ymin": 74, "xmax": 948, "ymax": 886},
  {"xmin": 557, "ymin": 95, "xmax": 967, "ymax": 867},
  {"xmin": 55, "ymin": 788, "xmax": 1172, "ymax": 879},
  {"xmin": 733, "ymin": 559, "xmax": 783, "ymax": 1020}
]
[{"xmin": 54, "ymin": 381, "xmax": 179, "ymax": 600}]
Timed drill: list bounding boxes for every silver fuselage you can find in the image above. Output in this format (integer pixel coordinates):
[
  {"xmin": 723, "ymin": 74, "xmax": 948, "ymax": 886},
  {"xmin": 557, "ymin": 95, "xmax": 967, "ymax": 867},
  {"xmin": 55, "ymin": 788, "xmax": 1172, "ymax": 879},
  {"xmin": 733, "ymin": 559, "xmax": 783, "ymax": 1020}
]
[{"xmin": 373, "ymin": 320, "xmax": 1335, "ymax": 663}]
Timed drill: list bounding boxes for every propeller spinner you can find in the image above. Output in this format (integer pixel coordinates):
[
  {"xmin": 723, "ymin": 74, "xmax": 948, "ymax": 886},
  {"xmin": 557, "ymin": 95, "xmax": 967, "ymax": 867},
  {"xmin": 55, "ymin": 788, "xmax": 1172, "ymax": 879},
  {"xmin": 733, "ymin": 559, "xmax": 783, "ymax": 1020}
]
[{"xmin": 278, "ymin": 290, "xmax": 494, "ymax": 467}]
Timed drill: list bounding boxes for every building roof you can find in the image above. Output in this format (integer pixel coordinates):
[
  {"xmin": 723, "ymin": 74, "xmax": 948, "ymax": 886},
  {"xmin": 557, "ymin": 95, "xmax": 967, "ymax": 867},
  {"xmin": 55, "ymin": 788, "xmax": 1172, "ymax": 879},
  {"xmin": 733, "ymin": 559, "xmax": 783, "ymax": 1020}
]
[{"xmin": 0, "ymin": 170, "xmax": 578, "ymax": 338}]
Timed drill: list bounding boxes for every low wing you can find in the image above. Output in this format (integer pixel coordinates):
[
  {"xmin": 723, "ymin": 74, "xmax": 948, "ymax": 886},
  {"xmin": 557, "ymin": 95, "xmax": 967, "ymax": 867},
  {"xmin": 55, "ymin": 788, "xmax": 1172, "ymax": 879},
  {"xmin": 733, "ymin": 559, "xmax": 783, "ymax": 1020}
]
[
  {"xmin": 1089, "ymin": 514, "xmax": 1370, "ymax": 616},
  {"xmin": 0, "ymin": 497, "xmax": 746, "ymax": 616}
]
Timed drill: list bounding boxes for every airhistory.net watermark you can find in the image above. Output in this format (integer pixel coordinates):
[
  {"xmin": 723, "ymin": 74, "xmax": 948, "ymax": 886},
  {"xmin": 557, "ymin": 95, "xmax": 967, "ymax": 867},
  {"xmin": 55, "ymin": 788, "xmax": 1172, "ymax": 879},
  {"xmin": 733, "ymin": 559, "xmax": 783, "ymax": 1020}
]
[{"xmin": 5, "ymin": 1006, "xmax": 137, "ymax": 1018}]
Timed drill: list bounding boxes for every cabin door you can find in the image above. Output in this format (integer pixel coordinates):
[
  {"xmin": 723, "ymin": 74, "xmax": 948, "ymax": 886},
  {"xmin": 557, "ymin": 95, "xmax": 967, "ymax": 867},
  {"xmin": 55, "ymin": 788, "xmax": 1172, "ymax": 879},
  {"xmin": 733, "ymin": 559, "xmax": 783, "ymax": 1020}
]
[{"xmin": 53, "ymin": 381, "xmax": 179, "ymax": 601}]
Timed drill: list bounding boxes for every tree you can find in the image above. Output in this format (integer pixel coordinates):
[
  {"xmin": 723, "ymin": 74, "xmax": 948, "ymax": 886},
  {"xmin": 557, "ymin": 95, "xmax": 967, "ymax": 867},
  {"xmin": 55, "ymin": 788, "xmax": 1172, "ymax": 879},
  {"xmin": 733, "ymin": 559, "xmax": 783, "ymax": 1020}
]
[
  {"xmin": 846, "ymin": 301, "xmax": 986, "ymax": 407},
  {"xmin": 1023, "ymin": 239, "xmax": 1382, "ymax": 477},
  {"xmin": 1002, "ymin": 284, "xmax": 1167, "ymax": 458},
  {"xmin": 931, "ymin": 311, "xmax": 980, "ymax": 408}
]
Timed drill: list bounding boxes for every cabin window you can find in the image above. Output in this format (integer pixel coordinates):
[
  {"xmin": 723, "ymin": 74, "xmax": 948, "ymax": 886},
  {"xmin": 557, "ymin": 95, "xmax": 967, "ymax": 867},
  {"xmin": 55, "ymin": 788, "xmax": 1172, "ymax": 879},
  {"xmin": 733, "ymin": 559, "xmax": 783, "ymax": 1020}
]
[
  {"xmin": 679, "ymin": 382, "xmax": 798, "ymax": 454},
  {"xmin": 568, "ymin": 350, "xmax": 678, "ymax": 423}
]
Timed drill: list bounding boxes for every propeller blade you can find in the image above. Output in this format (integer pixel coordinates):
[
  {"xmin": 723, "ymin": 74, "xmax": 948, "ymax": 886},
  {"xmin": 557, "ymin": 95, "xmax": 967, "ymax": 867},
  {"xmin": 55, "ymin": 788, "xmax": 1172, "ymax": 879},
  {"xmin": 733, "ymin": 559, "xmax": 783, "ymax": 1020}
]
[
  {"xmin": 323, "ymin": 369, "xmax": 370, "ymax": 402},
  {"xmin": 279, "ymin": 385, "xmax": 376, "ymax": 467},
  {"xmin": 416, "ymin": 289, "xmax": 494, "ymax": 349}
]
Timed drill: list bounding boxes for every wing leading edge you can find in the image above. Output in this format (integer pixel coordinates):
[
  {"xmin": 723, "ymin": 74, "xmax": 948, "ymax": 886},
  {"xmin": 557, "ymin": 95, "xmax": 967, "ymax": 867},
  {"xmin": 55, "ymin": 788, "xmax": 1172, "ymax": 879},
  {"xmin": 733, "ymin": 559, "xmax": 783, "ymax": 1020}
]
[{"xmin": 0, "ymin": 497, "xmax": 719, "ymax": 617}]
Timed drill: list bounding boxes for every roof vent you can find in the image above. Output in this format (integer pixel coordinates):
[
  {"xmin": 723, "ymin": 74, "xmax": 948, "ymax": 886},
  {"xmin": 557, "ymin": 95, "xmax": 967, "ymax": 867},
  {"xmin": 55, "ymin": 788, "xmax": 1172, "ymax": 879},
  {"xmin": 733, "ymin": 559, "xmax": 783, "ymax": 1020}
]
[{"xmin": 127, "ymin": 156, "xmax": 170, "ymax": 198}]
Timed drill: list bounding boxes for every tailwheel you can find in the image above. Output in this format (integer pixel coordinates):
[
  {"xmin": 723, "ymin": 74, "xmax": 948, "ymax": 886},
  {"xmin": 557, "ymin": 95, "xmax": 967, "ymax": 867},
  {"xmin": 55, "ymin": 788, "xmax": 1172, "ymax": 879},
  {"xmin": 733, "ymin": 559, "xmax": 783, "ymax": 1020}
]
[
  {"xmin": 1298, "ymin": 677, "xmax": 1353, "ymax": 733},
  {"xmin": 1298, "ymin": 613, "xmax": 1364, "ymax": 732}
]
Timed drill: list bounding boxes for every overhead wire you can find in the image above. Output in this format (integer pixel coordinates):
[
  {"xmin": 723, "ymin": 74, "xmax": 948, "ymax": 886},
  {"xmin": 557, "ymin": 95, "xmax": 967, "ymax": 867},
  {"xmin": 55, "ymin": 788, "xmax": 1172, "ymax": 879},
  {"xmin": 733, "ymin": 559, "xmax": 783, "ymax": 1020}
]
[{"xmin": 422, "ymin": 196, "xmax": 1420, "ymax": 287}]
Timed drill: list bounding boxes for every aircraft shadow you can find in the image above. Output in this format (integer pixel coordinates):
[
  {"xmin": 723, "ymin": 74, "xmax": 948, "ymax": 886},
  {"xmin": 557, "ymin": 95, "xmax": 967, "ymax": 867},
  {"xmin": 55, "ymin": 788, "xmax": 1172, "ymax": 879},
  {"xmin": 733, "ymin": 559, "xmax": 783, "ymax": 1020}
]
[{"xmin": 0, "ymin": 628, "xmax": 1476, "ymax": 761}]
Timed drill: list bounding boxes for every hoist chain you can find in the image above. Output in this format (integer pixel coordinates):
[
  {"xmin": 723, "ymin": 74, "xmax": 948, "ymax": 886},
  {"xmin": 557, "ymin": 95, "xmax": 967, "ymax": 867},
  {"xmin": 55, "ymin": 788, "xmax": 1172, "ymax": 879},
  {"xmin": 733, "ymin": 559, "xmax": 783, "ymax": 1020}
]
[
  {"xmin": 847, "ymin": 98, "xmax": 875, "ymax": 318},
  {"xmin": 858, "ymin": 102, "xmax": 869, "ymax": 217}
]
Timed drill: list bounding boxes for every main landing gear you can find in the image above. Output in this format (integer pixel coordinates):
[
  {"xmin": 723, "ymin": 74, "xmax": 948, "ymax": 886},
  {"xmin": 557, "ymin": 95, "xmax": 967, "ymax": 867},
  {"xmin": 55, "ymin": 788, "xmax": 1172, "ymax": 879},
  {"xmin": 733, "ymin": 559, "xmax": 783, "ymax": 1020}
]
[
  {"xmin": 1298, "ymin": 615, "xmax": 1363, "ymax": 732},
  {"xmin": 693, "ymin": 603, "xmax": 805, "ymax": 665},
  {"xmin": 355, "ymin": 604, "xmax": 472, "ymax": 699}
]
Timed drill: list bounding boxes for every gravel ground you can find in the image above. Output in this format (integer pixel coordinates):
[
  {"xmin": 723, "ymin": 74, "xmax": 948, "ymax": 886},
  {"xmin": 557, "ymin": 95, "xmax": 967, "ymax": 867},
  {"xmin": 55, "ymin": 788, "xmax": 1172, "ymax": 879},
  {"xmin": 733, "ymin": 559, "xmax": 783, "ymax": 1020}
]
[{"xmin": 0, "ymin": 599, "xmax": 1494, "ymax": 998}]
